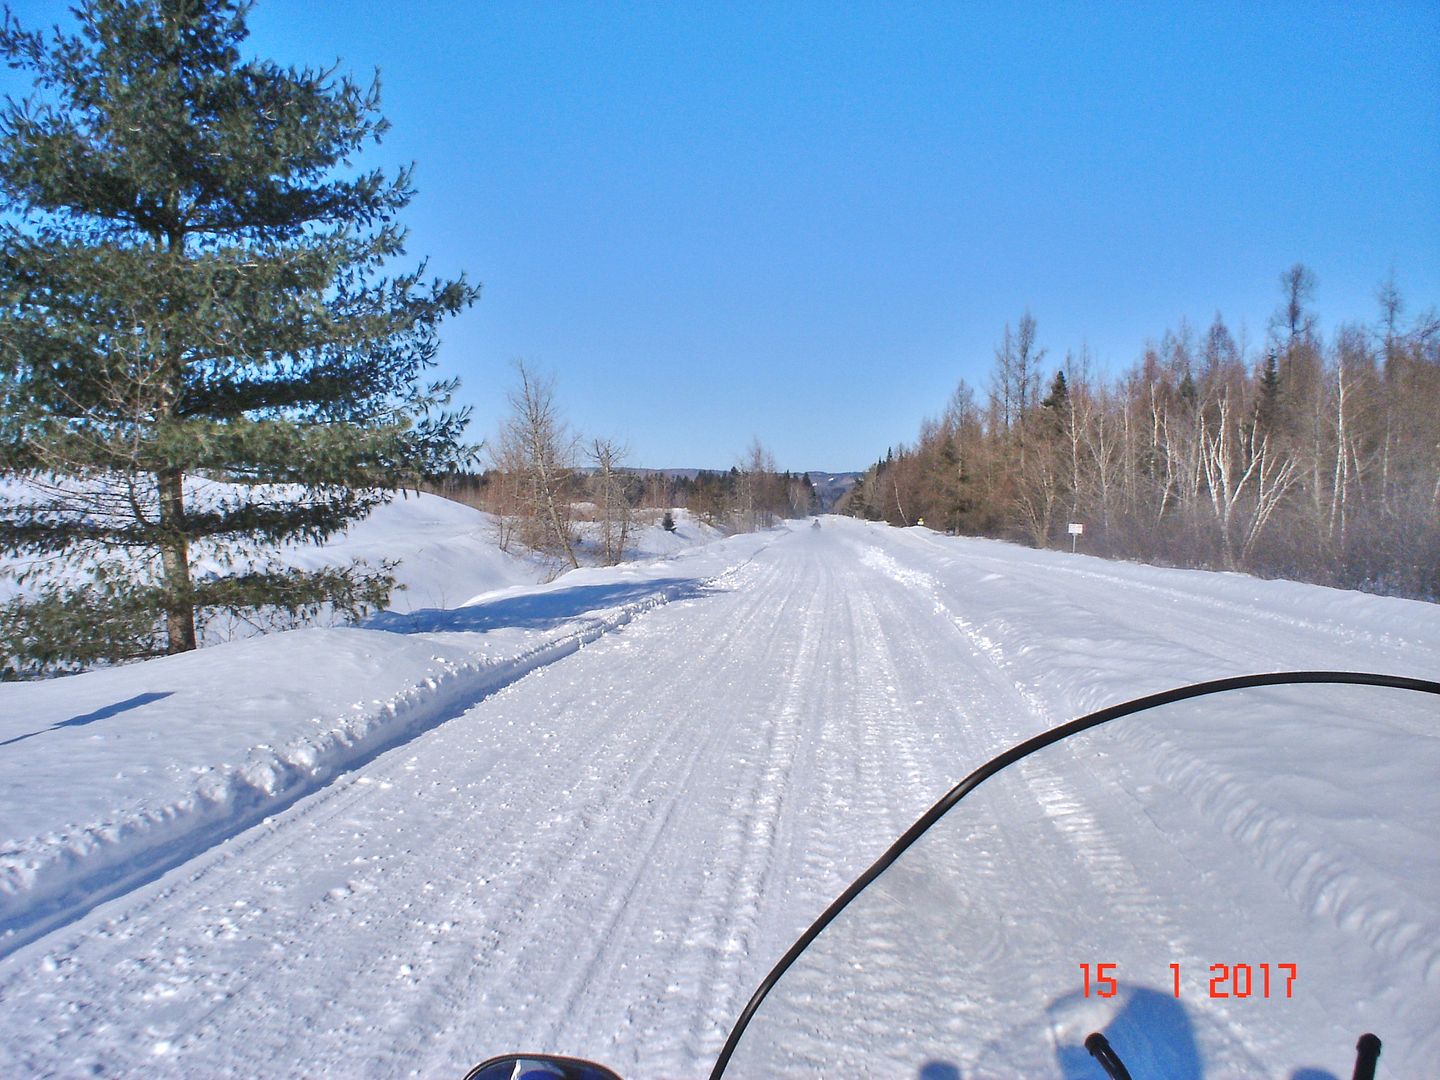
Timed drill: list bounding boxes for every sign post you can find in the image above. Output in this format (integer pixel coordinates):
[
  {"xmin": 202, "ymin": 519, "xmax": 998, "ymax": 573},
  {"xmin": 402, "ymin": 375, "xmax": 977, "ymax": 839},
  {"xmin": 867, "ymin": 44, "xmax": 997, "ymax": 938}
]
[{"xmin": 1067, "ymin": 522, "xmax": 1084, "ymax": 554}]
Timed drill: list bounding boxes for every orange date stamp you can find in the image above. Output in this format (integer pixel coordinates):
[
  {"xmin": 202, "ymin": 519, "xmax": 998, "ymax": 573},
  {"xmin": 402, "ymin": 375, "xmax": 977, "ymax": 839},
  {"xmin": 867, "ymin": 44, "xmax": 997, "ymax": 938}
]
[{"xmin": 1080, "ymin": 962, "xmax": 1298, "ymax": 1000}]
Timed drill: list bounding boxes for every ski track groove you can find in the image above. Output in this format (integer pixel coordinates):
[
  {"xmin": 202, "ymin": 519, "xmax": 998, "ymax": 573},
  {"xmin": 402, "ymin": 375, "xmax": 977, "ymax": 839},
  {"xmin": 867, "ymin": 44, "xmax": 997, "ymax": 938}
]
[
  {"xmin": 415, "ymin": 559, "xmax": 788, "ymax": 1075},
  {"xmin": 0, "ymin": 557, "xmax": 771, "ymax": 1078},
  {"xmin": 411, "ymin": 641, "xmax": 742, "ymax": 1075},
  {"xmin": 899, "ymin": 530, "xmax": 1415, "ymax": 687},
  {"xmin": 0, "ymin": 558, "xmax": 762, "ymax": 963},
  {"xmin": 542, "ymin": 557, "xmax": 800, "ymax": 1070},
  {"xmin": 837, "ymin": 533, "xmax": 1359, "ymax": 1073},
  {"xmin": 1109, "ymin": 712, "xmax": 1440, "ymax": 1066},
  {"xmin": 685, "ymin": 562, "xmax": 816, "ymax": 1065}
]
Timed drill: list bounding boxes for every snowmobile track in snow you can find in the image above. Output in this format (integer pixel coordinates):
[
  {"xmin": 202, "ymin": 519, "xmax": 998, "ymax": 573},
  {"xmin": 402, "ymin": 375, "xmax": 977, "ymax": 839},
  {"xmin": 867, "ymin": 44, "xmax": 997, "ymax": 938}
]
[
  {"xmin": 0, "ymin": 554, "xmax": 773, "ymax": 961},
  {"xmin": 3, "ymin": 519, "xmax": 1437, "ymax": 1078}
]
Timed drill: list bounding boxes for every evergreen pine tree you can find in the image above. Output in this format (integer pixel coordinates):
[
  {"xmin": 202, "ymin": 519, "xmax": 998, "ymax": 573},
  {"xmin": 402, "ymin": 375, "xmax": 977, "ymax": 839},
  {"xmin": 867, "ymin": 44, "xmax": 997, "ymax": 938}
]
[
  {"xmin": 0, "ymin": 0, "xmax": 478, "ymax": 676},
  {"xmin": 1255, "ymin": 351, "xmax": 1282, "ymax": 433},
  {"xmin": 1040, "ymin": 370, "xmax": 1069, "ymax": 413},
  {"xmin": 1177, "ymin": 371, "xmax": 1197, "ymax": 408}
]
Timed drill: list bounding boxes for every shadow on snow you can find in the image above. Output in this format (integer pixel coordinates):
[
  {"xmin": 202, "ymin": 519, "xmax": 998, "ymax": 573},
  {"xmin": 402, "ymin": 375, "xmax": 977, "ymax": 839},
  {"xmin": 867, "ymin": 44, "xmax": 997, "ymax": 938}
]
[
  {"xmin": 1, "ymin": 691, "xmax": 175, "ymax": 748},
  {"xmin": 365, "ymin": 578, "xmax": 711, "ymax": 635}
]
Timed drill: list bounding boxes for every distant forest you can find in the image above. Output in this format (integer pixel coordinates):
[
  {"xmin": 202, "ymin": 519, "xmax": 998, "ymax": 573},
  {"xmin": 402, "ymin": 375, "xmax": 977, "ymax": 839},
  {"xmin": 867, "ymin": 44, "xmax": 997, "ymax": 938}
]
[
  {"xmin": 837, "ymin": 267, "xmax": 1440, "ymax": 601},
  {"xmin": 431, "ymin": 464, "xmax": 818, "ymax": 534},
  {"xmin": 426, "ymin": 365, "xmax": 819, "ymax": 574}
]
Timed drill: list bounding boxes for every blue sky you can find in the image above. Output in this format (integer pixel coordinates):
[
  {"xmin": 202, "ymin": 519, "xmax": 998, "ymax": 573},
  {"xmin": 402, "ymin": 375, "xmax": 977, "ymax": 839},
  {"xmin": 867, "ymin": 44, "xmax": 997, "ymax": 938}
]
[{"xmin": 5, "ymin": 2, "xmax": 1438, "ymax": 470}]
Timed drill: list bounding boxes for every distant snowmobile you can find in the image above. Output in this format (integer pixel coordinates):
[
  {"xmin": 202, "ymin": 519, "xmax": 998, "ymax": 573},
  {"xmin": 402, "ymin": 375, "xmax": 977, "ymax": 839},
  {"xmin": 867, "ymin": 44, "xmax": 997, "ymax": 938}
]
[{"xmin": 466, "ymin": 672, "xmax": 1440, "ymax": 1079}]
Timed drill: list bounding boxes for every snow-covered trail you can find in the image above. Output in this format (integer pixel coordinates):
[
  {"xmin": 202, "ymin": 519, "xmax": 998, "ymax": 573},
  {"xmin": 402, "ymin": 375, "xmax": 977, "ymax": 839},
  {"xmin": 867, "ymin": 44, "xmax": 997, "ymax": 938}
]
[{"xmin": 0, "ymin": 519, "xmax": 1435, "ymax": 1078}]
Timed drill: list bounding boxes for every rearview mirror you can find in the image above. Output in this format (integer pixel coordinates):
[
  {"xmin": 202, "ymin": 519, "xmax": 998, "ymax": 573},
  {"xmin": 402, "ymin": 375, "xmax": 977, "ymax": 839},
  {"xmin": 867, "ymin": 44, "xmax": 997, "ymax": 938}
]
[{"xmin": 463, "ymin": 1054, "xmax": 624, "ymax": 1080}]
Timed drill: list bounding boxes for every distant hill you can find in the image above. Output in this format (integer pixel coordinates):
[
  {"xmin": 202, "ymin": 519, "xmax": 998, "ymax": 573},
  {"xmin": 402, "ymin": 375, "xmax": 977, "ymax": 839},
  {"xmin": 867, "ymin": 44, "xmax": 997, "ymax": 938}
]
[
  {"xmin": 626, "ymin": 468, "xmax": 861, "ymax": 512},
  {"xmin": 557, "ymin": 466, "xmax": 863, "ymax": 514},
  {"xmin": 806, "ymin": 472, "xmax": 861, "ymax": 511}
]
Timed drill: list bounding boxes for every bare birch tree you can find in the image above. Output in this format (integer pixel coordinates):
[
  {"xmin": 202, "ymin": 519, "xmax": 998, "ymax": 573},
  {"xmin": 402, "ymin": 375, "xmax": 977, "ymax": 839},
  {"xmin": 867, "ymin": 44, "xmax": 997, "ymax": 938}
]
[
  {"xmin": 493, "ymin": 362, "xmax": 579, "ymax": 568},
  {"xmin": 588, "ymin": 437, "xmax": 633, "ymax": 565},
  {"xmin": 851, "ymin": 278, "xmax": 1436, "ymax": 598},
  {"xmin": 734, "ymin": 438, "xmax": 781, "ymax": 530}
]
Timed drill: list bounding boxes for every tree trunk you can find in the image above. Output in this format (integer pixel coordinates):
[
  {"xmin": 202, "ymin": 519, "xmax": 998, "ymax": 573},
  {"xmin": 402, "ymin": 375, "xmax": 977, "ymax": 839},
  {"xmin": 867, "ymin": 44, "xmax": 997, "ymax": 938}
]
[{"xmin": 156, "ymin": 468, "xmax": 197, "ymax": 652}]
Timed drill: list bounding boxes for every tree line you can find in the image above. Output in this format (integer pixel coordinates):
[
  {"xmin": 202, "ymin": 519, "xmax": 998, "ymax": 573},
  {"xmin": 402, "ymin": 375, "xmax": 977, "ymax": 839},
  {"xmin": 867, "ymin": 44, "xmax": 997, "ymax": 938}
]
[
  {"xmin": 426, "ymin": 363, "xmax": 817, "ymax": 569},
  {"xmin": 839, "ymin": 267, "xmax": 1440, "ymax": 601}
]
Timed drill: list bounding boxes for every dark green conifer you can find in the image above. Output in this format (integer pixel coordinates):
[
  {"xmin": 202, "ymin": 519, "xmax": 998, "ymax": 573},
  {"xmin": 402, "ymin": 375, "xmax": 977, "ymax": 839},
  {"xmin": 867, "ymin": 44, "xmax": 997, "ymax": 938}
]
[
  {"xmin": 0, "ymin": 0, "xmax": 478, "ymax": 676},
  {"xmin": 1040, "ymin": 370, "xmax": 1069, "ymax": 412},
  {"xmin": 1255, "ymin": 351, "xmax": 1282, "ymax": 433}
]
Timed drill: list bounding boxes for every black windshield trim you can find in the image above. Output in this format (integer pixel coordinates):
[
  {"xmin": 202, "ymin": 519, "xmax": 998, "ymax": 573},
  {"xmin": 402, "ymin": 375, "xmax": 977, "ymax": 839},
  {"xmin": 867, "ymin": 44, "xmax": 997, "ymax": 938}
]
[{"xmin": 708, "ymin": 670, "xmax": 1440, "ymax": 1078}]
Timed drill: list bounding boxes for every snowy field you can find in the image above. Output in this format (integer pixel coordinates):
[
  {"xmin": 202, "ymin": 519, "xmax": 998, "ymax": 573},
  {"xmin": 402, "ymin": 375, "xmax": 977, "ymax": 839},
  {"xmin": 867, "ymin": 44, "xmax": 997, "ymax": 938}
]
[{"xmin": 1, "ymin": 511, "xmax": 1437, "ymax": 1078}]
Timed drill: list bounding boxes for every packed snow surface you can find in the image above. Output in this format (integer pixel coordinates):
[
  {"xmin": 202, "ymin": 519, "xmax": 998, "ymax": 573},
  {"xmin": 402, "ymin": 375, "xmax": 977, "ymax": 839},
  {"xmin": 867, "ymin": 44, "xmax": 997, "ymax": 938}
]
[{"xmin": 1, "ymin": 516, "xmax": 1437, "ymax": 1078}]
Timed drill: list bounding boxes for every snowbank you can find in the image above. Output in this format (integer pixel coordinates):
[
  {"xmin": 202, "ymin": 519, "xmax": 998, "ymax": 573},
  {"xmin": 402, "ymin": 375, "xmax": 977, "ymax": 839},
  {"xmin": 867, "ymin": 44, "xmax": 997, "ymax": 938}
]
[
  {"xmin": 0, "ymin": 481, "xmax": 541, "ymax": 611},
  {"xmin": 0, "ymin": 499, "xmax": 764, "ymax": 953}
]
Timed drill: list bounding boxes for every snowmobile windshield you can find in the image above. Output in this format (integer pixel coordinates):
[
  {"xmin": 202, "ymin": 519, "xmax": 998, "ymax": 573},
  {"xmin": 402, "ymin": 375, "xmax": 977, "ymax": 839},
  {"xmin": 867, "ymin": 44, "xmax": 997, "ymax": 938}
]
[{"xmin": 713, "ymin": 674, "xmax": 1440, "ymax": 1079}]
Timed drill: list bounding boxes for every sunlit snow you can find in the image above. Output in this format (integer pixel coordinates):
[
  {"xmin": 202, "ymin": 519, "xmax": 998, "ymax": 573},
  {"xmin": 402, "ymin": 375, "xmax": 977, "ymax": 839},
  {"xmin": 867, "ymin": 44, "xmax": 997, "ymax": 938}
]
[{"xmin": 1, "ymin": 507, "xmax": 1437, "ymax": 1078}]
